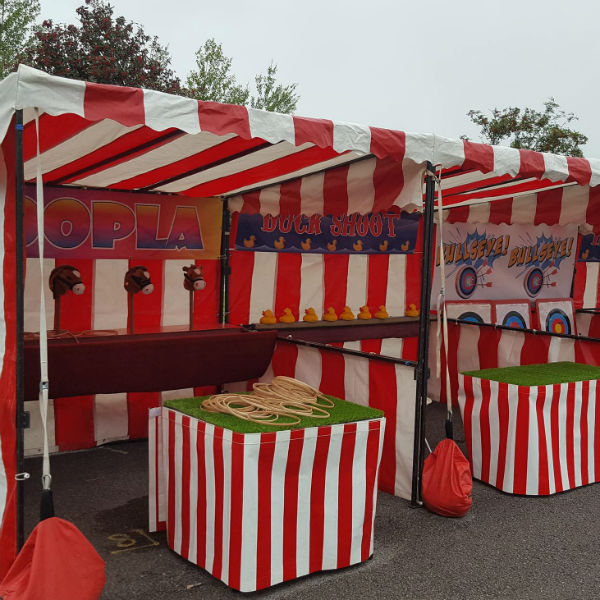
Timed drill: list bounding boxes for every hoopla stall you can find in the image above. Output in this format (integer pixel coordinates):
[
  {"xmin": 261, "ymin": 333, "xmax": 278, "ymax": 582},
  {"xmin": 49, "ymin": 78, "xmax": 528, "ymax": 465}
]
[{"xmin": 2, "ymin": 65, "xmax": 600, "ymax": 588}]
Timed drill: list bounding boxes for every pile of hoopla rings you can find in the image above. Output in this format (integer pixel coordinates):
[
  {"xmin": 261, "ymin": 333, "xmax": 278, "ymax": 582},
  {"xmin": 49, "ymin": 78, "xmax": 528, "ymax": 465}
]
[{"xmin": 202, "ymin": 376, "xmax": 334, "ymax": 426}]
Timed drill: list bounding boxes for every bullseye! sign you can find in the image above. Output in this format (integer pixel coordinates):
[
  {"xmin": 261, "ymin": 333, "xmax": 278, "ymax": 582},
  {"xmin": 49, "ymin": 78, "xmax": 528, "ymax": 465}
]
[
  {"xmin": 431, "ymin": 223, "xmax": 577, "ymax": 302},
  {"xmin": 24, "ymin": 185, "xmax": 222, "ymax": 259}
]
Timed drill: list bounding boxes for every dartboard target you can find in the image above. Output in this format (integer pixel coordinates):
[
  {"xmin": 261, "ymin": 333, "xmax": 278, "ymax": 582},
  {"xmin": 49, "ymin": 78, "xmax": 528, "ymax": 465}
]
[
  {"xmin": 457, "ymin": 311, "xmax": 484, "ymax": 324},
  {"xmin": 502, "ymin": 310, "xmax": 527, "ymax": 329},
  {"xmin": 545, "ymin": 308, "xmax": 572, "ymax": 334},
  {"xmin": 456, "ymin": 266, "xmax": 478, "ymax": 299},
  {"xmin": 524, "ymin": 267, "xmax": 544, "ymax": 297}
]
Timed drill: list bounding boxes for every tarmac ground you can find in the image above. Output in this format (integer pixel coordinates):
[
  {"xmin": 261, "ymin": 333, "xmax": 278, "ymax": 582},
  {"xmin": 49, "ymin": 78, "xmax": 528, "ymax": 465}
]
[{"xmin": 22, "ymin": 402, "xmax": 600, "ymax": 599}]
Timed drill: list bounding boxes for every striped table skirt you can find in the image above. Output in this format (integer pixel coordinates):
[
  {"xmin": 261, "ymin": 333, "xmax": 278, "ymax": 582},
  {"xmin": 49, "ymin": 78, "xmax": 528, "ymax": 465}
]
[
  {"xmin": 457, "ymin": 373, "xmax": 600, "ymax": 496},
  {"xmin": 148, "ymin": 407, "xmax": 385, "ymax": 592}
]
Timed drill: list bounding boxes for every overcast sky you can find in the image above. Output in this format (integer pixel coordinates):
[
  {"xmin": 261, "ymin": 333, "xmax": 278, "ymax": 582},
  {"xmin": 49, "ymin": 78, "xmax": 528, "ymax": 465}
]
[{"xmin": 38, "ymin": 0, "xmax": 600, "ymax": 157}]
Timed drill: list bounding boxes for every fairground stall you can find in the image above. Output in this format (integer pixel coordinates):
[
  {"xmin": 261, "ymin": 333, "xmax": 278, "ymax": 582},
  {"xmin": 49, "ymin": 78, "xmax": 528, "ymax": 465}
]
[{"xmin": 2, "ymin": 65, "xmax": 600, "ymax": 585}]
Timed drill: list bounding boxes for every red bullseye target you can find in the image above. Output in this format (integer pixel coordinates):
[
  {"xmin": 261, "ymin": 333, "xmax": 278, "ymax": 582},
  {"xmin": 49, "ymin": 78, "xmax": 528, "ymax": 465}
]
[
  {"xmin": 545, "ymin": 308, "xmax": 572, "ymax": 334},
  {"xmin": 524, "ymin": 267, "xmax": 544, "ymax": 297},
  {"xmin": 502, "ymin": 311, "xmax": 527, "ymax": 329},
  {"xmin": 456, "ymin": 266, "xmax": 477, "ymax": 299}
]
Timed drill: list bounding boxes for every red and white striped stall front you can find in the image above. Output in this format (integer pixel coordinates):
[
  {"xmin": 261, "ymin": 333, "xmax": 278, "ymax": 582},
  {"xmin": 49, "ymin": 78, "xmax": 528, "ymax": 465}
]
[
  {"xmin": 149, "ymin": 406, "xmax": 385, "ymax": 592},
  {"xmin": 457, "ymin": 369, "xmax": 600, "ymax": 495}
]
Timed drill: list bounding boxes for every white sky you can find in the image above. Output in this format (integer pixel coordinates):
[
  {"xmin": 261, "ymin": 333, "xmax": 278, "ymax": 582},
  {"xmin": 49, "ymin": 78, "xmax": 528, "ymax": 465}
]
[{"xmin": 38, "ymin": 0, "xmax": 600, "ymax": 157}]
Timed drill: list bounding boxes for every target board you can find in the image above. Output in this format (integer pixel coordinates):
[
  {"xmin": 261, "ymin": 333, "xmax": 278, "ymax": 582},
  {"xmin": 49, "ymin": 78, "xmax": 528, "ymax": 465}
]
[
  {"xmin": 445, "ymin": 301, "xmax": 494, "ymax": 324},
  {"xmin": 535, "ymin": 299, "xmax": 576, "ymax": 335},
  {"xmin": 524, "ymin": 267, "xmax": 544, "ymax": 298},
  {"xmin": 493, "ymin": 301, "xmax": 532, "ymax": 330},
  {"xmin": 455, "ymin": 266, "xmax": 478, "ymax": 299}
]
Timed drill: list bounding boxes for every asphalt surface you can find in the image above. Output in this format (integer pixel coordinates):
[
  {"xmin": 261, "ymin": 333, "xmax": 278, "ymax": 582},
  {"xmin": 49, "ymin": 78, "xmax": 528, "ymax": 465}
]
[{"xmin": 22, "ymin": 402, "xmax": 600, "ymax": 599}]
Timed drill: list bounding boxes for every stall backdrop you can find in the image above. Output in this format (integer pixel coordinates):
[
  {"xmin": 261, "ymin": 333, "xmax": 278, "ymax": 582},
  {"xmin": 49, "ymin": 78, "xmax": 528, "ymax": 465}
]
[{"xmin": 2, "ymin": 65, "xmax": 600, "ymax": 576}]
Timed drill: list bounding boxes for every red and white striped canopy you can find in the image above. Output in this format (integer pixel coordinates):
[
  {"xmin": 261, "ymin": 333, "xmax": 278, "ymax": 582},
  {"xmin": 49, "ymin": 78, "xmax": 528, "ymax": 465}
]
[{"xmin": 2, "ymin": 65, "xmax": 600, "ymax": 216}]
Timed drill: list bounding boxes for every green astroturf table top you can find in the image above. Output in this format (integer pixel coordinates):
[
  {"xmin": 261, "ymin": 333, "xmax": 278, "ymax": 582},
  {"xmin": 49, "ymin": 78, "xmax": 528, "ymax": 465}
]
[
  {"xmin": 164, "ymin": 394, "xmax": 384, "ymax": 433},
  {"xmin": 462, "ymin": 362, "xmax": 600, "ymax": 386}
]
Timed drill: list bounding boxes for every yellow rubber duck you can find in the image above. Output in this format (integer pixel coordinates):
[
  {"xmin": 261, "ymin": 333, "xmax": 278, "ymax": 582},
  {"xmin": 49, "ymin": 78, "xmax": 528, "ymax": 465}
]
[
  {"xmin": 353, "ymin": 240, "xmax": 363, "ymax": 251},
  {"xmin": 401, "ymin": 240, "xmax": 410, "ymax": 251},
  {"xmin": 405, "ymin": 303, "xmax": 419, "ymax": 317},
  {"xmin": 323, "ymin": 307, "xmax": 338, "ymax": 322},
  {"xmin": 279, "ymin": 307, "xmax": 296, "ymax": 323},
  {"xmin": 379, "ymin": 240, "xmax": 389, "ymax": 251},
  {"xmin": 327, "ymin": 239, "xmax": 337, "ymax": 251},
  {"xmin": 340, "ymin": 306, "xmax": 355, "ymax": 320},
  {"xmin": 582, "ymin": 249, "xmax": 590, "ymax": 259},
  {"xmin": 301, "ymin": 238, "xmax": 311, "ymax": 251},
  {"xmin": 260, "ymin": 309, "xmax": 277, "ymax": 324},
  {"xmin": 243, "ymin": 235, "xmax": 256, "ymax": 248},
  {"xmin": 274, "ymin": 236, "xmax": 285, "ymax": 250},
  {"xmin": 374, "ymin": 305, "xmax": 389, "ymax": 319},
  {"xmin": 358, "ymin": 305, "xmax": 372, "ymax": 320},
  {"xmin": 303, "ymin": 307, "xmax": 319, "ymax": 322}
]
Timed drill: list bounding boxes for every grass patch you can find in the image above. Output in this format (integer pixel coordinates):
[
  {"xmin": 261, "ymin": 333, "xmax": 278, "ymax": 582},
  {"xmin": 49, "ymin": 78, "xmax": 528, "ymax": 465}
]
[
  {"xmin": 462, "ymin": 362, "xmax": 600, "ymax": 386},
  {"xmin": 164, "ymin": 394, "xmax": 383, "ymax": 433}
]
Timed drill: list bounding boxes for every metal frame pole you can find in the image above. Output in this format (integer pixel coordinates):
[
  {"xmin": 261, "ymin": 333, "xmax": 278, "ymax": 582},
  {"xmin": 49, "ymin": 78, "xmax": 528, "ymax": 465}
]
[
  {"xmin": 410, "ymin": 163, "xmax": 436, "ymax": 505},
  {"xmin": 15, "ymin": 110, "xmax": 25, "ymax": 549},
  {"xmin": 219, "ymin": 198, "xmax": 231, "ymax": 325}
]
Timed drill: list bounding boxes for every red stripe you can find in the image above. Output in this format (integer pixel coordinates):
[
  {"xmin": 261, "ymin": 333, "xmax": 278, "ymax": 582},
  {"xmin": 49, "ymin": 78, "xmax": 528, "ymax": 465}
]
[
  {"xmin": 323, "ymin": 254, "xmax": 349, "ymax": 315},
  {"xmin": 462, "ymin": 140, "xmax": 495, "ymax": 173},
  {"xmin": 361, "ymin": 422, "xmax": 381, "ymax": 562},
  {"xmin": 565, "ymin": 382, "xmax": 576, "ymax": 490},
  {"xmin": 180, "ymin": 416, "xmax": 191, "ymax": 560},
  {"xmin": 443, "ymin": 173, "xmax": 514, "ymax": 198},
  {"xmin": 444, "ymin": 178, "xmax": 560, "ymax": 205},
  {"xmin": 518, "ymin": 149, "xmax": 546, "ymax": 180},
  {"xmin": 193, "ymin": 259, "xmax": 220, "ymax": 327},
  {"xmin": 283, "ymin": 429, "xmax": 304, "ymax": 581},
  {"xmin": 550, "ymin": 384, "xmax": 563, "ymax": 492},
  {"xmin": 585, "ymin": 185, "xmax": 600, "ymax": 231},
  {"xmin": 479, "ymin": 378, "xmax": 491, "ymax": 483},
  {"xmin": 212, "ymin": 428, "xmax": 225, "ymax": 579},
  {"xmin": 571, "ymin": 235, "xmax": 586, "ymax": 310},
  {"xmin": 241, "ymin": 191, "xmax": 261, "ymax": 214},
  {"xmin": 512, "ymin": 387, "xmax": 530, "ymax": 494},
  {"xmin": 370, "ymin": 128, "xmax": 405, "ymax": 162},
  {"xmin": 279, "ymin": 179, "xmax": 302, "ymax": 217},
  {"xmin": 84, "ymin": 81, "xmax": 144, "ymax": 126},
  {"xmin": 536, "ymin": 386, "xmax": 550, "ymax": 495},
  {"xmin": 580, "ymin": 380, "xmax": 590, "ymax": 486},
  {"xmin": 323, "ymin": 164, "xmax": 349, "ymax": 216},
  {"xmin": 256, "ymin": 431, "xmax": 276, "ymax": 589},
  {"xmin": 461, "ymin": 376, "xmax": 474, "ymax": 467},
  {"xmin": 520, "ymin": 333, "xmax": 550, "ymax": 365},
  {"xmin": 167, "ymin": 411, "xmax": 176, "ymax": 550},
  {"xmin": 337, "ymin": 423, "xmax": 357, "ymax": 568},
  {"xmin": 367, "ymin": 361, "xmax": 397, "ymax": 494},
  {"xmin": 478, "ymin": 327, "xmax": 500, "ymax": 370},
  {"xmin": 372, "ymin": 157, "xmax": 405, "ymax": 213},
  {"xmin": 274, "ymin": 253, "xmax": 302, "ymax": 321},
  {"xmin": 447, "ymin": 323, "xmax": 461, "ymax": 407},
  {"xmin": 293, "ymin": 116, "xmax": 334, "ymax": 148},
  {"xmin": 127, "ymin": 392, "xmax": 160, "ymax": 439},
  {"xmin": 366, "ymin": 254, "xmax": 389, "ymax": 309},
  {"xmin": 196, "ymin": 420, "xmax": 207, "ymax": 568},
  {"xmin": 447, "ymin": 205, "xmax": 469, "ymax": 223},
  {"xmin": 488, "ymin": 198, "xmax": 514, "ymax": 225},
  {"xmin": 271, "ymin": 341, "xmax": 299, "ymax": 377},
  {"xmin": 319, "ymin": 349, "xmax": 346, "ymax": 399},
  {"xmin": 228, "ymin": 431, "xmax": 244, "ymax": 589},
  {"xmin": 534, "ymin": 187, "xmax": 563, "ymax": 225},
  {"xmin": 309, "ymin": 426, "xmax": 331, "ymax": 573},
  {"xmin": 495, "ymin": 383, "xmax": 510, "ymax": 490},
  {"xmin": 197, "ymin": 101, "xmax": 251, "ymax": 138},
  {"xmin": 566, "ymin": 156, "xmax": 592, "ymax": 185},
  {"xmin": 229, "ymin": 251, "xmax": 254, "ymax": 325}
]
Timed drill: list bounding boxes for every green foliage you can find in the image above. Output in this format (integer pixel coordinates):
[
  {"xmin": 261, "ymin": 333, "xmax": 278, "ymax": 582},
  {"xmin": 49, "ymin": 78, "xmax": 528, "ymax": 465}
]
[
  {"xmin": 21, "ymin": 0, "xmax": 181, "ymax": 93},
  {"xmin": 0, "ymin": 0, "xmax": 40, "ymax": 78},
  {"xmin": 465, "ymin": 98, "xmax": 588, "ymax": 157},
  {"xmin": 186, "ymin": 38, "xmax": 299, "ymax": 114}
]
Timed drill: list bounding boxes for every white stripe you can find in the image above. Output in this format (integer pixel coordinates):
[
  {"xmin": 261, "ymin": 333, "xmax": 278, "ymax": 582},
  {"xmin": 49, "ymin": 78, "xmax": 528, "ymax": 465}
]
[
  {"xmin": 350, "ymin": 420, "xmax": 368, "ymax": 565},
  {"xmin": 511, "ymin": 193, "xmax": 538, "ymax": 224},
  {"xmin": 220, "ymin": 428, "xmax": 232, "ymax": 585},
  {"xmin": 468, "ymin": 202, "xmax": 490, "ymax": 224},
  {"xmin": 380, "ymin": 338, "xmax": 404, "ymax": 358},
  {"xmin": 269, "ymin": 430, "xmax": 290, "ymax": 586},
  {"xmin": 588, "ymin": 382, "xmax": 596, "ymax": 483},
  {"xmin": 345, "ymin": 254, "xmax": 368, "ymax": 312},
  {"xmin": 493, "ymin": 146, "xmax": 521, "ymax": 177},
  {"xmin": 24, "ymin": 399, "xmax": 57, "ymax": 456},
  {"xmin": 93, "ymin": 259, "xmax": 128, "ymax": 329},
  {"xmin": 404, "ymin": 132, "xmax": 434, "ymax": 166},
  {"xmin": 148, "ymin": 412, "xmax": 158, "ymax": 532},
  {"xmin": 497, "ymin": 330, "xmax": 524, "ymax": 368},
  {"xmin": 188, "ymin": 420, "xmax": 198, "ymax": 564},
  {"xmin": 94, "ymin": 393, "xmax": 128, "ymax": 444},
  {"xmin": 24, "ymin": 258, "xmax": 54, "ymax": 333},
  {"xmin": 322, "ymin": 423, "xmax": 344, "ymax": 570},
  {"xmin": 502, "ymin": 384, "xmax": 518, "ymax": 493},
  {"xmin": 543, "ymin": 386, "xmax": 556, "ymax": 495},
  {"xmin": 249, "ymin": 252, "xmax": 278, "ymax": 324},
  {"xmin": 543, "ymin": 153, "xmax": 569, "ymax": 182},
  {"xmin": 557, "ymin": 384, "xmax": 570, "ymax": 489},
  {"xmin": 525, "ymin": 387, "xmax": 540, "ymax": 495},
  {"xmin": 159, "ymin": 409, "xmax": 168, "ymax": 525},
  {"xmin": 487, "ymin": 380, "xmax": 500, "ymax": 485},
  {"xmin": 342, "ymin": 340, "xmax": 361, "ymax": 352},
  {"xmin": 346, "ymin": 159, "xmax": 375, "ymax": 214},
  {"xmin": 299, "ymin": 170, "xmax": 325, "ymax": 216},
  {"xmin": 371, "ymin": 420, "xmax": 385, "ymax": 555},
  {"xmin": 573, "ymin": 381, "xmax": 583, "ymax": 489},
  {"xmin": 582, "ymin": 263, "xmax": 599, "ymax": 309},
  {"xmin": 333, "ymin": 121, "xmax": 371, "ymax": 155},
  {"xmin": 386, "ymin": 254, "xmax": 407, "ymax": 317},
  {"xmin": 173, "ymin": 412, "xmax": 183, "ymax": 554},
  {"xmin": 144, "ymin": 88, "xmax": 200, "ymax": 134},
  {"xmin": 343, "ymin": 354, "xmax": 370, "ymax": 407},
  {"xmin": 248, "ymin": 108, "xmax": 294, "ymax": 145},
  {"xmin": 470, "ymin": 377, "xmax": 483, "ymax": 479},
  {"xmin": 162, "ymin": 260, "xmax": 188, "ymax": 327},
  {"xmin": 239, "ymin": 433, "xmax": 259, "ymax": 592},
  {"xmin": 548, "ymin": 337, "xmax": 575, "ymax": 363},
  {"xmin": 296, "ymin": 429, "xmax": 317, "ymax": 577},
  {"xmin": 161, "ymin": 388, "xmax": 195, "ymax": 402},
  {"xmin": 204, "ymin": 423, "xmax": 216, "ymax": 573},
  {"xmin": 559, "ymin": 185, "xmax": 588, "ymax": 226},
  {"xmin": 576, "ymin": 312, "xmax": 593, "ymax": 337},
  {"xmin": 457, "ymin": 324, "xmax": 480, "ymax": 372},
  {"xmin": 299, "ymin": 254, "xmax": 325, "ymax": 316},
  {"xmin": 294, "ymin": 346, "xmax": 323, "ymax": 389},
  {"xmin": 394, "ymin": 364, "xmax": 416, "ymax": 499}
]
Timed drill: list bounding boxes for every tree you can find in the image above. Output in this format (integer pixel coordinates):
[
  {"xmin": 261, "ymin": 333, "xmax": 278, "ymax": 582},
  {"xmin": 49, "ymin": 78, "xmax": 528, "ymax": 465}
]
[
  {"xmin": 465, "ymin": 98, "xmax": 588, "ymax": 157},
  {"xmin": 0, "ymin": 0, "xmax": 40, "ymax": 78},
  {"xmin": 186, "ymin": 38, "xmax": 299, "ymax": 114},
  {"xmin": 20, "ymin": 0, "xmax": 181, "ymax": 93}
]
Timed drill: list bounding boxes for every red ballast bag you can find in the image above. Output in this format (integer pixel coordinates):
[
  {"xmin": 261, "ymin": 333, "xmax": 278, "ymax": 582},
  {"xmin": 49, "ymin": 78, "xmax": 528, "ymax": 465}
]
[
  {"xmin": 422, "ymin": 438, "xmax": 473, "ymax": 517},
  {"xmin": 0, "ymin": 517, "xmax": 105, "ymax": 600}
]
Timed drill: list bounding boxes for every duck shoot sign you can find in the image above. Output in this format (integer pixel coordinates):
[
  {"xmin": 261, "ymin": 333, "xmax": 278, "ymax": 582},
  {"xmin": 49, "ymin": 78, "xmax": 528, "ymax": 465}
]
[{"xmin": 234, "ymin": 211, "xmax": 419, "ymax": 254}]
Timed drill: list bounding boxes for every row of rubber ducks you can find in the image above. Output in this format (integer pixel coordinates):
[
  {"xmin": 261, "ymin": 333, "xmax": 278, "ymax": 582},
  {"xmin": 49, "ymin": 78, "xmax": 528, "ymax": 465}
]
[
  {"xmin": 260, "ymin": 304, "xmax": 418, "ymax": 324},
  {"xmin": 243, "ymin": 236, "xmax": 410, "ymax": 252}
]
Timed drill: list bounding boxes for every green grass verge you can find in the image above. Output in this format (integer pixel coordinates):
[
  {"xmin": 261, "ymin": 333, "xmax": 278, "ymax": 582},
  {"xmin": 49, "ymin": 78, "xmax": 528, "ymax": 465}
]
[
  {"xmin": 462, "ymin": 362, "xmax": 600, "ymax": 386},
  {"xmin": 164, "ymin": 394, "xmax": 384, "ymax": 433}
]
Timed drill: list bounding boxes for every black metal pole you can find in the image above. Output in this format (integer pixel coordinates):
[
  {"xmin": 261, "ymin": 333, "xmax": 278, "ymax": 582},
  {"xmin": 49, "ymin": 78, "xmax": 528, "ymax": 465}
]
[
  {"xmin": 410, "ymin": 163, "xmax": 436, "ymax": 506},
  {"xmin": 219, "ymin": 199, "xmax": 231, "ymax": 325},
  {"xmin": 15, "ymin": 110, "xmax": 25, "ymax": 549}
]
